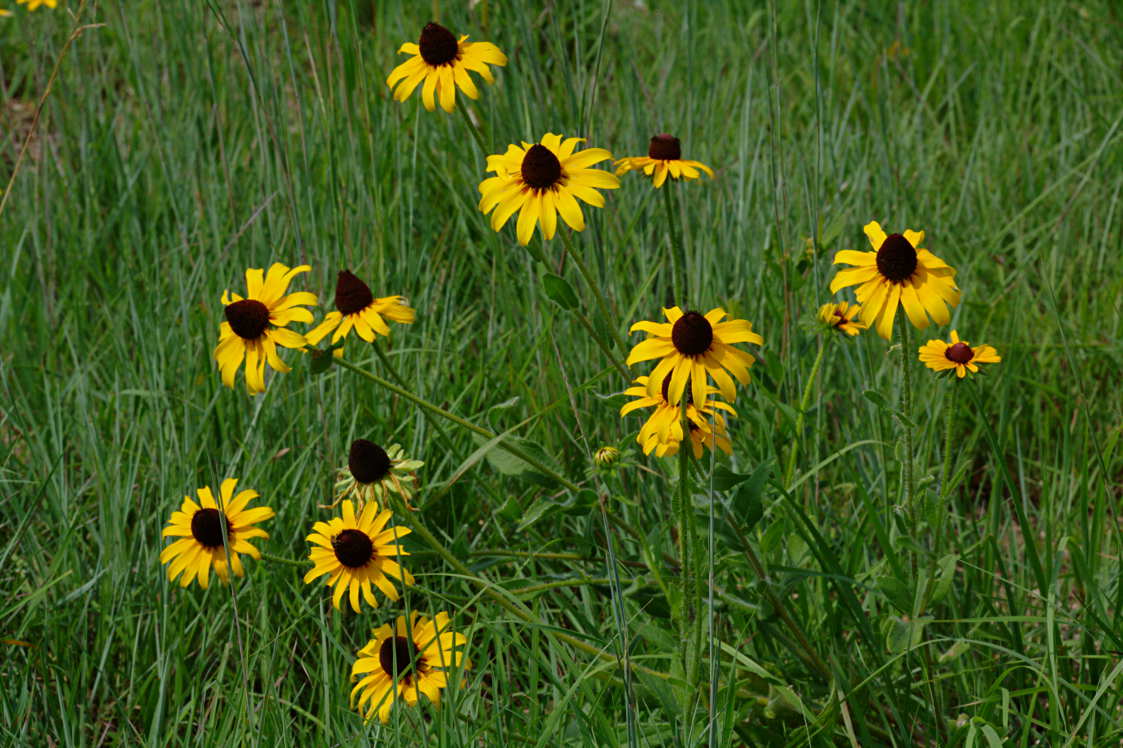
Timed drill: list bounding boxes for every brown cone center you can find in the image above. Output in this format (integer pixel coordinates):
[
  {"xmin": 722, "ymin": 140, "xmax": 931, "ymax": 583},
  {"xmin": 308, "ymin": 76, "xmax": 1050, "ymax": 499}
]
[
  {"xmin": 875, "ymin": 233, "xmax": 918, "ymax": 283},
  {"xmin": 335, "ymin": 270, "xmax": 374, "ymax": 315},
  {"xmin": 419, "ymin": 22, "xmax": 458, "ymax": 66},
  {"xmin": 348, "ymin": 439, "xmax": 392, "ymax": 484},
  {"xmin": 670, "ymin": 311, "xmax": 714, "ymax": 356},
  {"xmin": 225, "ymin": 299, "xmax": 270, "ymax": 340},
  {"xmin": 332, "ymin": 529, "xmax": 375, "ymax": 568},
  {"xmin": 648, "ymin": 134, "xmax": 682, "ymax": 161},
  {"xmin": 379, "ymin": 635, "xmax": 422, "ymax": 681},
  {"xmin": 191, "ymin": 508, "xmax": 231, "ymax": 549},
  {"xmin": 521, "ymin": 144, "xmax": 563, "ymax": 190},
  {"xmin": 945, "ymin": 342, "xmax": 974, "ymax": 364}
]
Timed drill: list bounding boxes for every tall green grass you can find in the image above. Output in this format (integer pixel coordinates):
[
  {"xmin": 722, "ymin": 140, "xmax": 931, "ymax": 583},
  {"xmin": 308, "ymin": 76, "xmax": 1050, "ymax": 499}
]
[{"xmin": 2, "ymin": 0, "xmax": 1122, "ymax": 744}]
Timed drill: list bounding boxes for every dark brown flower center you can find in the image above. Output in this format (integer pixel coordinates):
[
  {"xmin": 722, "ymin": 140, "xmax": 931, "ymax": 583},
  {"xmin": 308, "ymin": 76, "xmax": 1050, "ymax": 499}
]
[
  {"xmin": 660, "ymin": 372, "xmax": 693, "ymax": 405},
  {"xmin": 945, "ymin": 342, "xmax": 974, "ymax": 364},
  {"xmin": 335, "ymin": 270, "xmax": 374, "ymax": 316},
  {"xmin": 225, "ymin": 299, "xmax": 270, "ymax": 340},
  {"xmin": 379, "ymin": 635, "xmax": 423, "ymax": 681},
  {"xmin": 348, "ymin": 439, "xmax": 392, "ymax": 484},
  {"xmin": 648, "ymin": 133, "xmax": 682, "ymax": 161},
  {"xmin": 670, "ymin": 311, "xmax": 713, "ymax": 356},
  {"xmin": 875, "ymin": 233, "xmax": 918, "ymax": 283},
  {"xmin": 191, "ymin": 508, "xmax": 231, "ymax": 549},
  {"xmin": 521, "ymin": 144, "xmax": 563, "ymax": 190},
  {"xmin": 418, "ymin": 22, "xmax": 459, "ymax": 66},
  {"xmin": 332, "ymin": 529, "xmax": 375, "ymax": 568}
]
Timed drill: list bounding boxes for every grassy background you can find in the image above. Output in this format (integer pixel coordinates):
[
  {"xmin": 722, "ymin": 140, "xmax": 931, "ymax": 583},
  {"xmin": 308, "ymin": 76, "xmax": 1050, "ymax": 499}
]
[{"xmin": 2, "ymin": 0, "xmax": 1122, "ymax": 744}]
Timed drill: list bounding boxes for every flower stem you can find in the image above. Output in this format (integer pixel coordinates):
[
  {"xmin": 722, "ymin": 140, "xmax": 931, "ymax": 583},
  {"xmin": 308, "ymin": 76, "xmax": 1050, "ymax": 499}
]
[
  {"xmin": 333, "ymin": 357, "xmax": 580, "ymax": 494},
  {"xmin": 939, "ymin": 384, "xmax": 956, "ymax": 503},
  {"xmin": 261, "ymin": 552, "xmax": 306, "ymax": 568},
  {"xmin": 661, "ymin": 184, "xmax": 686, "ymax": 307},
  {"xmin": 559, "ymin": 229, "xmax": 628, "ymax": 355},
  {"xmin": 455, "ymin": 103, "xmax": 488, "ymax": 156},
  {"xmin": 898, "ymin": 322, "xmax": 915, "ymax": 509},
  {"xmin": 677, "ymin": 407, "xmax": 701, "ymax": 694},
  {"xmin": 783, "ymin": 335, "xmax": 826, "ymax": 489}
]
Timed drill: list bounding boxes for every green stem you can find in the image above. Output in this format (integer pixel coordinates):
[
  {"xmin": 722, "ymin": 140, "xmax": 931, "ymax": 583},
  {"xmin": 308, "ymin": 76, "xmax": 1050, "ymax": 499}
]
[
  {"xmin": 899, "ymin": 322, "xmax": 914, "ymax": 509},
  {"xmin": 391, "ymin": 495, "xmax": 671, "ymax": 680},
  {"xmin": 677, "ymin": 407, "xmax": 700, "ymax": 693},
  {"xmin": 939, "ymin": 384, "xmax": 956, "ymax": 503},
  {"xmin": 572, "ymin": 307, "xmax": 631, "ymax": 381},
  {"xmin": 262, "ymin": 552, "xmax": 306, "ymax": 568},
  {"xmin": 333, "ymin": 357, "xmax": 580, "ymax": 494},
  {"xmin": 560, "ymin": 229, "xmax": 628, "ymax": 355},
  {"xmin": 661, "ymin": 185, "xmax": 686, "ymax": 307},
  {"xmin": 783, "ymin": 335, "xmax": 827, "ymax": 489},
  {"xmin": 455, "ymin": 103, "xmax": 487, "ymax": 155}
]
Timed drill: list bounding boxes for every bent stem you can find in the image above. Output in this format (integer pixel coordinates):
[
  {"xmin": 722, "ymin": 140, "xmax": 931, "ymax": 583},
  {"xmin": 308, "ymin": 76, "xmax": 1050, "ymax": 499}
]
[{"xmin": 783, "ymin": 335, "xmax": 826, "ymax": 490}]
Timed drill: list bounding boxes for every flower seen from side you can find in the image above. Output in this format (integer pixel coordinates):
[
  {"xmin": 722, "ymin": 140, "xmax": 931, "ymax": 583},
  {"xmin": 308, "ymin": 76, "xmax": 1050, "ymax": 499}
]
[
  {"xmin": 918, "ymin": 329, "xmax": 1001, "ymax": 379},
  {"xmin": 830, "ymin": 221, "xmax": 959, "ymax": 339},
  {"xmin": 18, "ymin": 0, "xmax": 57, "ymax": 9},
  {"xmin": 159, "ymin": 478, "xmax": 273, "ymax": 588},
  {"xmin": 386, "ymin": 22, "xmax": 506, "ymax": 113},
  {"xmin": 620, "ymin": 374, "xmax": 735, "ymax": 458},
  {"xmin": 817, "ymin": 301, "xmax": 868, "ymax": 336},
  {"xmin": 626, "ymin": 306, "xmax": 762, "ymax": 406},
  {"xmin": 306, "ymin": 270, "xmax": 414, "ymax": 356},
  {"xmin": 478, "ymin": 132, "xmax": 619, "ymax": 245},
  {"xmin": 213, "ymin": 263, "xmax": 316, "ymax": 395},
  {"xmin": 351, "ymin": 611, "xmax": 470, "ymax": 724},
  {"xmin": 331, "ymin": 439, "xmax": 424, "ymax": 511},
  {"xmin": 614, "ymin": 134, "xmax": 714, "ymax": 188},
  {"xmin": 304, "ymin": 500, "xmax": 414, "ymax": 613}
]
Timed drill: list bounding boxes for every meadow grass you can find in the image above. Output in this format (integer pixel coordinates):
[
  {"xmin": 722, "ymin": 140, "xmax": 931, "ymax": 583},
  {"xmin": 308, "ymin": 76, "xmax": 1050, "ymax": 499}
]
[{"xmin": 2, "ymin": 0, "xmax": 1122, "ymax": 745}]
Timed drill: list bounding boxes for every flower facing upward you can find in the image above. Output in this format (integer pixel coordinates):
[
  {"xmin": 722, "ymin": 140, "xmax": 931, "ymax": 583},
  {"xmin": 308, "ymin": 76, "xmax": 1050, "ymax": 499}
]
[
  {"xmin": 351, "ymin": 612, "xmax": 470, "ymax": 723},
  {"xmin": 306, "ymin": 270, "xmax": 415, "ymax": 355},
  {"xmin": 620, "ymin": 375, "xmax": 735, "ymax": 458},
  {"xmin": 386, "ymin": 22, "xmax": 507, "ymax": 113},
  {"xmin": 626, "ymin": 306, "xmax": 762, "ymax": 406},
  {"xmin": 817, "ymin": 301, "xmax": 868, "ymax": 336},
  {"xmin": 614, "ymin": 134, "xmax": 714, "ymax": 188},
  {"xmin": 830, "ymin": 221, "xmax": 959, "ymax": 340},
  {"xmin": 159, "ymin": 479, "xmax": 273, "ymax": 589},
  {"xmin": 213, "ymin": 263, "xmax": 316, "ymax": 395},
  {"xmin": 478, "ymin": 133, "xmax": 620, "ymax": 245},
  {"xmin": 304, "ymin": 500, "xmax": 414, "ymax": 613},
  {"xmin": 918, "ymin": 329, "xmax": 1001, "ymax": 379},
  {"xmin": 331, "ymin": 439, "xmax": 424, "ymax": 511}
]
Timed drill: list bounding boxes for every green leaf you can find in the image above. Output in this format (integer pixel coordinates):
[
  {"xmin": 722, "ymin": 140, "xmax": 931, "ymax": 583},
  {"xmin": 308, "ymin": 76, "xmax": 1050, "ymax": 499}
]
[
  {"xmin": 541, "ymin": 273, "xmax": 578, "ymax": 310},
  {"xmin": 885, "ymin": 615, "xmax": 931, "ymax": 653},
  {"xmin": 930, "ymin": 553, "xmax": 960, "ymax": 604},
  {"xmin": 308, "ymin": 348, "xmax": 334, "ymax": 374}
]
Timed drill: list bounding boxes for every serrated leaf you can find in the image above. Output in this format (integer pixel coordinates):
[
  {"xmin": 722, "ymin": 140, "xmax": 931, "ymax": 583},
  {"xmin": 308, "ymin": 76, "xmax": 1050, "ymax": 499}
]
[{"xmin": 541, "ymin": 273, "xmax": 578, "ymax": 310}]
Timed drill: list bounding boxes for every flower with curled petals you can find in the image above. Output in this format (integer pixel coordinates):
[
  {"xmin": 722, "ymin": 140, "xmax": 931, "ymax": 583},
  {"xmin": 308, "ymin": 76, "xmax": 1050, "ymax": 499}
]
[{"xmin": 386, "ymin": 22, "xmax": 506, "ymax": 113}]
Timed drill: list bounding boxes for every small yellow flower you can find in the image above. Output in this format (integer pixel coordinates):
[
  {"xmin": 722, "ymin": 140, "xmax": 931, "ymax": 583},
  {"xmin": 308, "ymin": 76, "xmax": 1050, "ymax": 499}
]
[
  {"xmin": 620, "ymin": 375, "xmax": 735, "ymax": 459},
  {"xmin": 918, "ymin": 329, "xmax": 1001, "ymax": 379},
  {"xmin": 18, "ymin": 0, "xmax": 58, "ymax": 9},
  {"xmin": 817, "ymin": 302, "xmax": 867, "ymax": 336},
  {"xmin": 593, "ymin": 446, "xmax": 621, "ymax": 467},
  {"xmin": 159, "ymin": 479, "xmax": 273, "ymax": 588},
  {"xmin": 386, "ymin": 22, "xmax": 507, "ymax": 113},
  {"xmin": 478, "ymin": 133, "xmax": 619, "ymax": 245},
  {"xmin": 614, "ymin": 134, "xmax": 714, "ymax": 188},
  {"xmin": 306, "ymin": 270, "xmax": 414, "ymax": 356}
]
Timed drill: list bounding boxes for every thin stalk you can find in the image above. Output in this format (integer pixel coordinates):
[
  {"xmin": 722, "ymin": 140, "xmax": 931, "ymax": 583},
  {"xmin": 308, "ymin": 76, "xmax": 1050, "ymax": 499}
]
[
  {"xmin": 455, "ymin": 101, "xmax": 488, "ymax": 155},
  {"xmin": 390, "ymin": 495, "xmax": 671, "ymax": 680},
  {"xmin": 662, "ymin": 184, "xmax": 686, "ymax": 307},
  {"xmin": 678, "ymin": 407, "xmax": 701, "ymax": 694},
  {"xmin": 333, "ymin": 357, "xmax": 580, "ymax": 493},
  {"xmin": 899, "ymin": 321, "xmax": 915, "ymax": 509},
  {"xmin": 560, "ymin": 229, "xmax": 627, "ymax": 354},
  {"xmin": 939, "ymin": 384, "xmax": 957, "ymax": 502},
  {"xmin": 783, "ymin": 335, "xmax": 826, "ymax": 489},
  {"xmin": 262, "ymin": 552, "xmax": 306, "ymax": 568}
]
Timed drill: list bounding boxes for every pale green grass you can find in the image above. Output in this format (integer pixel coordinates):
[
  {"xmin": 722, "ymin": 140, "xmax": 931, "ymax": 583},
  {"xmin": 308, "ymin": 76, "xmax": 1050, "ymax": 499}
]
[{"xmin": 2, "ymin": 0, "xmax": 1122, "ymax": 745}]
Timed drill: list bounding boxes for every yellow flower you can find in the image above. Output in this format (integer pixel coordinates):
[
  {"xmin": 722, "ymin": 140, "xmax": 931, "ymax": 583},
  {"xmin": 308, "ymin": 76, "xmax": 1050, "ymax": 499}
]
[
  {"xmin": 159, "ymin": 479, "xmax": 273, "ymax": 588},
  {"xmin": 626, "ymin": 306, "xmax": 762, "ymax": 406},
  {"xmin": 817, "ymin": 301, "xmax": 867, "ymax": 336},
  {"xmin": 918, "ymin": 329, "xmax": 1001, "ymax": 379},
  {"xmin": 213, "ymin": 263, "xmax": 316, "ymax": 395},
  {"xmin": 306, "ymin": 270, "xmax": 414, "ymax": 356},
  {"xmin": 0, "ymin": 9, "xmax": 12, "ymax": 16},
  {"xmin": 303, "ymin": 500, "xmax": 414, "ymax": 613},
  {"xmin": 830, "ymin": 221, "xmax": 959, "ymax": 339},
  {"xmin": 351, "ymin": 612, "xmax": 470, "ymax": 724},
  {"xmin": 18, "ymin": 0, "xmax": 57, "ymax": 9},
  {"xmin": 386, "ymin": 22, "xmax": 506, "ymax": 113},
  {"xmin": 614, "ymin": 134, "xmax": 714, "ymax": 188},
  {"xmin": 478, "ymin": 132, "xmax": 619, "ymax": 245},
  {"xmin": 620, "ymin": 375, "xmax": 735, "ymax": 458}
]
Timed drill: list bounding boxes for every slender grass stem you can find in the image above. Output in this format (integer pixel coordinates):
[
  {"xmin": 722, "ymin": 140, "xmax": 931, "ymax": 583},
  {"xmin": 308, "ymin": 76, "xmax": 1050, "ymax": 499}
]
[
  {"xmin": 455, "ymin": 102, "xmax": 488, "ymax": 155},
  {"xmin": 898, "ymin": 322, "xmax": 915, "ymax": 509},
  {"xmin": 560, "ymin": 229, "xmax": 627, "ymax": 355},
  {"xmin": 783, "ymin": 335, "xmax": 826, "ymax": 489},
  {"xmin": 661, "ymin": 185, "xmax": 686, "ymax": 307},
  {"xmin": 676, "ymin": 413, "xmax": 697, "ymax": 691},
  {"xmin": 939, "ymin": 384, "xmax": 957, "ymax": 503}
]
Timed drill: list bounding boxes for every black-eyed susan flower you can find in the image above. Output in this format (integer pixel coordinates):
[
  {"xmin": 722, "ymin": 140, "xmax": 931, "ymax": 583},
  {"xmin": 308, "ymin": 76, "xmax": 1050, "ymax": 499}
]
[
  {"xmin": 159, "ymin": 478, "xmax": 273, "ymax": 589},
  {"xmin": 817, "ymin": 301, "xmax": 868, "ymax": 336},
  {"xmin": 626, "ymin": 306, "xmax": 762, "ymax": 407},
  {"xmin": 830, "ymin": 221, "xmax": 959, "ymax": 340},
  {"xmin": 0, "ymin": 9, "xmax": 11, "ymax": 16},
  {"xmin": 351, "ymin": 611, "xmax": 470, "ymax": 724},
  {"xmin": 304, "ymin": 500, "xmax": 414, "ymax": 613},
  {"xmin": 386, "ymin": 22, "xmax": 507, "ymax": 113},
  {"xmin": 213, "ymin": 263, "xmax": 316, "ymax": 395},
  {"xmin": 478, "ymin": 133, "xmax": 619, "ymax": 245},
  {"xmin": 306, "ymin": 270, "xmax": 414, "ymax": 355},
  {"xmin": 614, "ymin": 134, "xmax": 714, "ymax": 188},
  {"xmin": 620, "ymin": 375, "xmax": 735, "ymax": 458},
  {"xmin": 18, "ymin": 0, "xmax": 57, "ymax": 9},
  {"xmin": 331, "ymin": 439, "xmax": 424, "ymax": 511},
  {"xmin": 918, "ymin": 329, "xmax": 1001, "ymax": 379}
]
